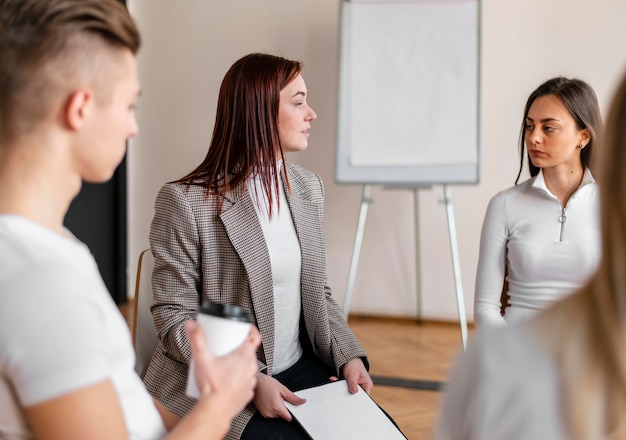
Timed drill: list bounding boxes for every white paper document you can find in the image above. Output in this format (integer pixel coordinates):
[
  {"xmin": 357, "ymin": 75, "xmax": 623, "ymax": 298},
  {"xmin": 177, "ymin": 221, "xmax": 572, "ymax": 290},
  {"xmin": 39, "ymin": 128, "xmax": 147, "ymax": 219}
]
[{"xmin": 284, "ymin": 380, "xmax": 406, "ymax": 440}]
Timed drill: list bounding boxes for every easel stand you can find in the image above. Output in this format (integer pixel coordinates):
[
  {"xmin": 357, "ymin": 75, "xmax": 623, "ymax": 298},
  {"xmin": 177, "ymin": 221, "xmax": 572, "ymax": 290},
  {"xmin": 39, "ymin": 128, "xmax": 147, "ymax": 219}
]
[{"xmin": 342, "ymin": 184, "xmax": 469, "ymax": 390}]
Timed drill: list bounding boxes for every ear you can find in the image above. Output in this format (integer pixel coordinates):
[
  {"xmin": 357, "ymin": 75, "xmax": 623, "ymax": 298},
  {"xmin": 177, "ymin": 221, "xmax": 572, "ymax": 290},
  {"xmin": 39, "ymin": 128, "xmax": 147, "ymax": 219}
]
[
  {"xmin": 65, "ymin": 88, "xmax": 94, "ymax": 131},
  {"xmin": 578, "ymin": 128, "xmax": 591, "ymax": 149}
]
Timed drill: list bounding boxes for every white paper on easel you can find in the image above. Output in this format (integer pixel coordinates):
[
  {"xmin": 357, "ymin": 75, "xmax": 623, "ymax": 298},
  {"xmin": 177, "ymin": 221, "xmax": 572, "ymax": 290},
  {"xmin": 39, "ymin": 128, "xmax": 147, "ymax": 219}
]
[{"xmin": 284, "ymin": 380, "xmax": 406, "ymax": 440}]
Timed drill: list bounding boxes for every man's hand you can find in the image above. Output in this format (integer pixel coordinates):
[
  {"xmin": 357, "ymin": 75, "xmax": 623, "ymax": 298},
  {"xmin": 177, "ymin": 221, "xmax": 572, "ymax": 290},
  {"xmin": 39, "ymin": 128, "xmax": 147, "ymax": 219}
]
[{"xmin": 186, "ymin": 321, "xmax": 261, "ymax": 417}]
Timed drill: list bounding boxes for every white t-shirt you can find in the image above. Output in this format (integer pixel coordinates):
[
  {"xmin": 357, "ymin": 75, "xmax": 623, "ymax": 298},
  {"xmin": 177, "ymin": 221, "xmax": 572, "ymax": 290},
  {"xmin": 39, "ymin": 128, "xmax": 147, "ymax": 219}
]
[
  {"xmin": 249, "ymin": 170, "xmax": 303, "ymax": 374},
  {"xmin": 0, "ymin": 215, "xmax": 165, "ymax": 439},
  {"xmin": 474, "ymin": 168, "xmax": 601, "ymax": 327},
  {"xmin": 436, "ymin": 322, "xmax": 569, "ymax": 440}
]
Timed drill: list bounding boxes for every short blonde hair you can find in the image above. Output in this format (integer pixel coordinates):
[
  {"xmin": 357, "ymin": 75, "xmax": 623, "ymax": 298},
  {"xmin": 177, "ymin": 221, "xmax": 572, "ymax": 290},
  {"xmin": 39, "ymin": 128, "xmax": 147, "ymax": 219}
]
[{"xmin": 0, "ymin": 0, "xmax": 140, "ymax": 142}]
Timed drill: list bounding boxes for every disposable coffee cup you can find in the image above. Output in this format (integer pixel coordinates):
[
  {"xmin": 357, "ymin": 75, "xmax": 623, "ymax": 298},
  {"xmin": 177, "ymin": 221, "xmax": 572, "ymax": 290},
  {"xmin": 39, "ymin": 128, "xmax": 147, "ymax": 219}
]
[{"xmin": 186, "ymin": 301, "xmax": 254, "ymax": 398}]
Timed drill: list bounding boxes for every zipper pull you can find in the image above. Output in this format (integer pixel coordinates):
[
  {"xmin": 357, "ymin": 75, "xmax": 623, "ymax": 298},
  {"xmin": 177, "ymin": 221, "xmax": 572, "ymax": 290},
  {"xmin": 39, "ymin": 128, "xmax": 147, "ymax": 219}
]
[{"xmin": 558, "ymin": 208, "xmax": 567, "ymax": 242}]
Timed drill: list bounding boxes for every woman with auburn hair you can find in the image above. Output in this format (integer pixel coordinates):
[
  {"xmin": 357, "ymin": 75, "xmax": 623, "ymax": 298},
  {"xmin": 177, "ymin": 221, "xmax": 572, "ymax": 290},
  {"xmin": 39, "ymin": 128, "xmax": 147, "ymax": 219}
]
[
  {"xmin": 437, "ymin": 71, "xmax": 626, "ymax": 439},
  {"xmin": 143, "ymin": 53, "xmax": 376, "ymax": 440},
  {"xmin": 474, "ymin": 77, "xmax": 603, "ymax": 327}
]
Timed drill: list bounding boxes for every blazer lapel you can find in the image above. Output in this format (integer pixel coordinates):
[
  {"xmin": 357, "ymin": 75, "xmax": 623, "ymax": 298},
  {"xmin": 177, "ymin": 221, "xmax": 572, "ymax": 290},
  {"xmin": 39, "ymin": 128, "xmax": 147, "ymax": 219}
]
[
  {"xmin": 282, "ymin": 169, "xmax": 325, "ymax": 342},
  {"xmin": 220, "ymin": 185, "xmax": 276, "ymax": 372}
]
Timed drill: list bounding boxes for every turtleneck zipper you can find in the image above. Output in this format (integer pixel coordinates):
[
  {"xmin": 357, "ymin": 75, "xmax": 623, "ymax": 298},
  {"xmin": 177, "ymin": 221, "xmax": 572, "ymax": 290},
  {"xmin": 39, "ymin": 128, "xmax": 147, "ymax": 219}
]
[{"xmin": 558, "ymin": 207, "xmax": 567, "ymax": 242}]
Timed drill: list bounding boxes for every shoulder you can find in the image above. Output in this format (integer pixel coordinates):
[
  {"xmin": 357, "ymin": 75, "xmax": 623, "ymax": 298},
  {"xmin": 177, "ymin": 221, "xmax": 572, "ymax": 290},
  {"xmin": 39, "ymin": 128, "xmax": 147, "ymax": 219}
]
[
  {"xmin": 154, "ymin": 182, "xmax": 216, "ymax": 220},
  {"xmin": 0, "ymin": 226, "xmax": 106, "ymax": 319},
  {"xmin": 483, "ymin": 188, "xmax": 510, "ymax": 218},
  {"xmin": 448, "ymin": 323, "xmax": 553, "ymax": 398},
  {"xmin": 441, "ymin": 323, "xmax": 564, "ymax": 438},
  {"xmin": 497, "ymin": 177, "xmax": 535, "ymax": 200},
  {"xmin": 156, "ymin": 182, "xmax": 206, "ymax": 204},
  {"xmin": 0, "ymin": 219, "xmax": 98, "ymax": 297},
  {"xmin": 286, "ymin": 163, "xmax": 324, "ymax": 198},
  {"xmin": 286, "ymin": 162, "xmax": 321, "ymax": 182},
  {"xmin": 485, "ymin": 178, "xmax": 540, "ymax": 212},
  {"xmin": 474, "ymin": 323, "xmax": 549, "ymax": 375}
]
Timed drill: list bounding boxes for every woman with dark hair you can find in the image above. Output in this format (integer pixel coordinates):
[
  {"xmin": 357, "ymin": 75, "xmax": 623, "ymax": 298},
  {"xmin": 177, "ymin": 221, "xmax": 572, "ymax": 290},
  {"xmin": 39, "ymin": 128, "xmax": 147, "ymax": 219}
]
[
  {"xmin": 437, "ymin": 69, "xmax": 626, "ymax": 440},
  {"xmin": 143, "ymin": 53, "xmax": 374, "ymax": 439},
  {"xmin": 474, "ymin": 77, "xmax": 603, "ymax": 327}
]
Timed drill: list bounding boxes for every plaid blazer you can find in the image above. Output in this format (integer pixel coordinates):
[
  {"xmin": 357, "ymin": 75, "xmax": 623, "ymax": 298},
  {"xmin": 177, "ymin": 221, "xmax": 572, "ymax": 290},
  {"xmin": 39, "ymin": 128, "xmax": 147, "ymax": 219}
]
[{"xmin": 143, "ymin": 163, "xmax": 368, "ymax": 439}]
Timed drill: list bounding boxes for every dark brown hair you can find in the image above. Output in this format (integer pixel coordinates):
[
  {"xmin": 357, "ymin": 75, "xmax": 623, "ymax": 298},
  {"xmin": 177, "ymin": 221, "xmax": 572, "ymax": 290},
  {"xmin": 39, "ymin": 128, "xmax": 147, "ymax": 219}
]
[
  {"xmin": 175, "ymin": 53, "xmax": 302, "ymax": 216},
  {"xmin": 515, "ymin": 77, "xmax": 602, "ymax": 185},
  {"xmin": 0, "ymin": 0, "xmax": 140, "ymax": 142}
]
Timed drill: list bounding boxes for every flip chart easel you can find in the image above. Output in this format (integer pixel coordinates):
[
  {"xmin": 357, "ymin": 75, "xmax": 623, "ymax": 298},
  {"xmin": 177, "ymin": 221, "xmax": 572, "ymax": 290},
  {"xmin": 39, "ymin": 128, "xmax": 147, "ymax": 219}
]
[
  {"xmin": 335, "ymin": 0, "xmax": 479, "ymax": 389},
  {"xmin": 342, "ymin": 184, "xmax": 468, "ymax": 353}
]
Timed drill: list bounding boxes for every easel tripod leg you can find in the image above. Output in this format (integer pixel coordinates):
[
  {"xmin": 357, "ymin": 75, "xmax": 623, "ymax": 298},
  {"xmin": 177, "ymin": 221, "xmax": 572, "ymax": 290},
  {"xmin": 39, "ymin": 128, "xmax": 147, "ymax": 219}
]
[
  {"xmin": 443, "ymin": 185, "xmax": 469, "ymax": 351},
  {"xmin": 343, "ymin": 184, "xmax": 372, "ymax": 321},
  {"xmin": 414, "ymin": 188, "xmax": 423, "ymax": 324}
]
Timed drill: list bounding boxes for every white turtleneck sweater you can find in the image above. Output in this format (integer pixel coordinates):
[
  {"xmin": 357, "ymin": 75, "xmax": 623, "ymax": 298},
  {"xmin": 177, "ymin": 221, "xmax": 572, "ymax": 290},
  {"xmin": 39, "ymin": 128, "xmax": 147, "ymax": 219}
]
[{"xmin": 474, "ymin": 168, "xmax": 601, "ymax": 327}]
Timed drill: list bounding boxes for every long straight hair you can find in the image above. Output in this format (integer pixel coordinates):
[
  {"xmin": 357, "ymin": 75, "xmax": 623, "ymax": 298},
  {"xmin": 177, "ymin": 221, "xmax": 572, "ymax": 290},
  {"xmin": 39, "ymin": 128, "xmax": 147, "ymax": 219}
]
[
  {"xmin": 175, "ymin": 53, "xmax": 302, "ymax": 216},
  {"xmin": 514, "ymin": 77, "xmax": 602, "ymax": 185},
  {"xmin": 538, "ymin": 71, "xmax": 626, "ymax": 439}
]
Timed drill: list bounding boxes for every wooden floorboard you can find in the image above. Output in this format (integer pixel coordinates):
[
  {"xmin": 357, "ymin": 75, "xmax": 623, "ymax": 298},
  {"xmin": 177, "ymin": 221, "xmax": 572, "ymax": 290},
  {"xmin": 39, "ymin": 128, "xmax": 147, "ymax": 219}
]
[
  {"xmin": 347, "ymin": 316, "xmax": 470, "ymax": 439},
  {"xmin": 119, "ymin": 302, "xmax": 470, "ymax": 439}
]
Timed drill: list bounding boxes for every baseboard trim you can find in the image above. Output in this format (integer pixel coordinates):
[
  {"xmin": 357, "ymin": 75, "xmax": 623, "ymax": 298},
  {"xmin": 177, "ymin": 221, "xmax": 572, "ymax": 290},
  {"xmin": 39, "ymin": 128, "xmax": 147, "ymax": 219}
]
[
  {"xmin": 371, "ymin": 375, "xmax": 444, "ymax": 391},
  {"xmin": 347, "ymin": 313, "xmax": 475, "ymax": 329}
]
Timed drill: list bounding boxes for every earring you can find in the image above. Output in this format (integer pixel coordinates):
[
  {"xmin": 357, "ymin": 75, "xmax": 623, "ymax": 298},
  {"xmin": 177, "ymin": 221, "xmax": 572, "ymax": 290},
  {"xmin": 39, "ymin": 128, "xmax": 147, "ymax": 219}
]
[{"xmin": 577, "ymin": 144, "xmax": 583, "ymax": 149}]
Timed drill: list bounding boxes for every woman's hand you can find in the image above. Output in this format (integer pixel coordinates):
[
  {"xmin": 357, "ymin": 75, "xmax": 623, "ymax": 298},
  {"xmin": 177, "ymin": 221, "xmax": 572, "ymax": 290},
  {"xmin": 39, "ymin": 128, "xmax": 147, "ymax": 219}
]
[
  {"xmin": 252, "ymin": 373, "xmax": 306, "ymax": 421},
  {"xmin": 342, "ymin": 358, "xmax": 373, "ymax": 394}
]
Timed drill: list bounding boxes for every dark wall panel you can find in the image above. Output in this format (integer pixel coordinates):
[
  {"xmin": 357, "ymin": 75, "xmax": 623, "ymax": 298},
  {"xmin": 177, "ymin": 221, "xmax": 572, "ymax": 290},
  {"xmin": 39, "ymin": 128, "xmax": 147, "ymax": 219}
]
[{"xmin": 64, "ymin": 159, "xmax": 127, "ymax": 304}]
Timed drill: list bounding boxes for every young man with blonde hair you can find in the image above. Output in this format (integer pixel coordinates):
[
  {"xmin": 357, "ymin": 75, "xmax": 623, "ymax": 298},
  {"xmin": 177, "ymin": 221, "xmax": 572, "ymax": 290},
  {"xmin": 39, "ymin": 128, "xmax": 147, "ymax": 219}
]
[{"xmin": 0, "ymin": 1, "xmax": 260, "ymax": 438}]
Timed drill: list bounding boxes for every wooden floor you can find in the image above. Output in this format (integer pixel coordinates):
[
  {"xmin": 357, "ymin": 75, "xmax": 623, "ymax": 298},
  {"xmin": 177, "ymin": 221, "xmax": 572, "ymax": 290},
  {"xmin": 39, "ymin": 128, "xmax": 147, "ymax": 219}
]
[
  {"xmin": 348, "ymin": 316, "xmax": 468, "ymax": 439},
  {"xmin": 119, "ymin": 303, "xmax": 468, "ymax": 440}
]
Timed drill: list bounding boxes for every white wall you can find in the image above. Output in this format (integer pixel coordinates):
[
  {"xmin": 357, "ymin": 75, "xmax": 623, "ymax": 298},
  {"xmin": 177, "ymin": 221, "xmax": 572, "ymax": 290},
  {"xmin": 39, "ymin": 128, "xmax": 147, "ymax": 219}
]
[{"xmin": 127, "ymin": 0, "xmax": 626, "ymax": 321}]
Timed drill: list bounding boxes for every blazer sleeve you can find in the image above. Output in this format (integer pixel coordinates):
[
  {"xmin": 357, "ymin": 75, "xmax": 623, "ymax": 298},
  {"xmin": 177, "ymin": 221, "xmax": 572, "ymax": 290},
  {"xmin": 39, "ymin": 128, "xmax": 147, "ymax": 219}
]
[
  {"xmin": 314, "ymin": 174, "xmax": 369, "ymax": 371},
  {"xmin": 474, "ymin": 192, "xmax": 509, "ymax": 328},
  {"xmin": 324, "ymin": 279, "xmax": 370, "ymax": 371},
  {"xmin": 149, "ymin": 184, "xmax": 202, "ymax": 363}
]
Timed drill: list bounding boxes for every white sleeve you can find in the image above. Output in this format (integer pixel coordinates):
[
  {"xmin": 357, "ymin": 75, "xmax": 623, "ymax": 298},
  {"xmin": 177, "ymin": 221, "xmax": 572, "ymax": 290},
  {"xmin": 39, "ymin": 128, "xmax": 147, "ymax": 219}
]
[
  {"xmin": 435, "ymin": 340, "xmax": 483, "ymax": 440},
  {"xmin": 474, "ymin": 193, "xmax": 509, "ymax": 328},
  {"xmin": 437, "ymin": 328, "xmax": 569, "ymax": 440},
  {"xmin": 1, "ymin": 262, "xmax": 110, "ymax": 406}
]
